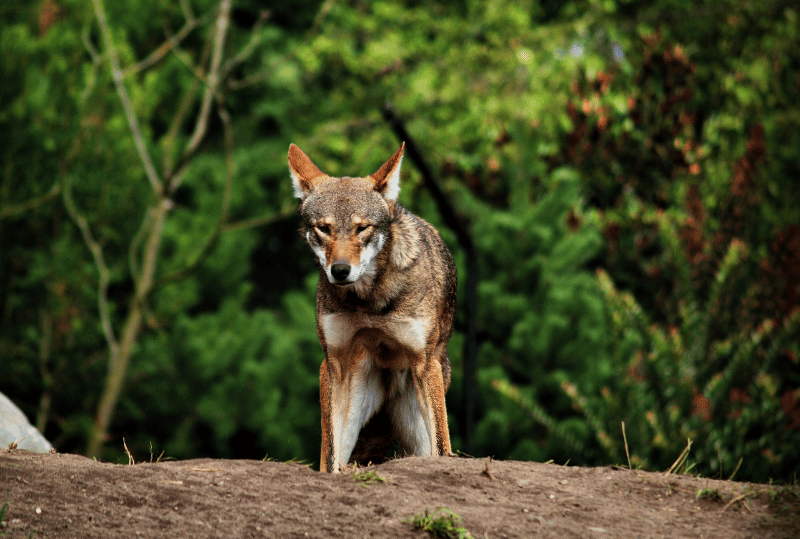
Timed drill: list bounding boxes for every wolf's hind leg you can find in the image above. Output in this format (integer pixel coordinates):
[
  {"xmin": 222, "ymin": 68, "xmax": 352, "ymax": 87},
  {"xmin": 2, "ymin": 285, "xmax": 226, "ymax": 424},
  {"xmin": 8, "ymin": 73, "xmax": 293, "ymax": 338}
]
[
  {"xmin": 389, "ymin": 368, "xmax": 436, "ymax": 456},
  {"xmin": 391, "ymin": 358, "xmax": 451, "ymax": 456}
]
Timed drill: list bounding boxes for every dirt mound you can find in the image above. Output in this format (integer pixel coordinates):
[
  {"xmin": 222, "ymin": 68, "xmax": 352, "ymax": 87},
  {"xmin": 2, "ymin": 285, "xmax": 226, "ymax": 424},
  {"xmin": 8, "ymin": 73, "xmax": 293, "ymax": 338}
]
[{"xmin": 1, "ymin": 449, "xmax": 797, "ymax": 538}]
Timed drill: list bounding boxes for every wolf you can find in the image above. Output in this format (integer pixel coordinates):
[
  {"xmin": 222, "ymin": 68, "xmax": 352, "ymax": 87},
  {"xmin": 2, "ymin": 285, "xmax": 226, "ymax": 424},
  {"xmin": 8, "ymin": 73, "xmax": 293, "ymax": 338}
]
[{"xmin": 288, "ymin": 142, "xmax": 457, "ymax": 473}]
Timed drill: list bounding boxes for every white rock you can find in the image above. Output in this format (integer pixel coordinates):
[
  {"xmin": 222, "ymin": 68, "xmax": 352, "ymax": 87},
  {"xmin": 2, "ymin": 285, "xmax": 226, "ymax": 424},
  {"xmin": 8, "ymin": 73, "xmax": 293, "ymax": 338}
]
[{"xmin": 0, "ymin": 392, "xmax": 53, "ymax": 453}]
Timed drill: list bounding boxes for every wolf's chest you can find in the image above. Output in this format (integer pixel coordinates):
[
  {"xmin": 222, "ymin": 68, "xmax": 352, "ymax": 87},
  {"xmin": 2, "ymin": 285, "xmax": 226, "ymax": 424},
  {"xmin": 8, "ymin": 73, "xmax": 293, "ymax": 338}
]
[{"xmin": 320, "ymin": 312, "xmax": 430, "ymax": 368}]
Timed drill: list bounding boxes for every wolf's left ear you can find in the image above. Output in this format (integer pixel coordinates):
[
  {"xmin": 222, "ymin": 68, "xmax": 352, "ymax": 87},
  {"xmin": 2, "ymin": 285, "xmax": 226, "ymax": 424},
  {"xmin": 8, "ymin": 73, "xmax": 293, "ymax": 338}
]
[
  {"xmin": 371, "ymin": 142, "xmax": 405, "ymax": 201},
  {"xmin": 288, "ymin": 144, "xmax": 328, "ymax": 199}
]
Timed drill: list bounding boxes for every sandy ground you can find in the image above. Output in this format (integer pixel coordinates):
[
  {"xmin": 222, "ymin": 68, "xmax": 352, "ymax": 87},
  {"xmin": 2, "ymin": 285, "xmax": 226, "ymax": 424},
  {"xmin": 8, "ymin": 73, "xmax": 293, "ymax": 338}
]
[{"xmin": 1, "ymin": 449, "xmax": 798, "ymax": 538}]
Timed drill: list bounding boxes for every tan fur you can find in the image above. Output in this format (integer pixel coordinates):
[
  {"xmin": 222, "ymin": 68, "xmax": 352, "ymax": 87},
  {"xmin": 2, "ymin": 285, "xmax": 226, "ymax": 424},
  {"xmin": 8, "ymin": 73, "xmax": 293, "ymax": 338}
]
[{"xmin": 288, "ymin": 143, "xmax": 456, "ymax": 472}]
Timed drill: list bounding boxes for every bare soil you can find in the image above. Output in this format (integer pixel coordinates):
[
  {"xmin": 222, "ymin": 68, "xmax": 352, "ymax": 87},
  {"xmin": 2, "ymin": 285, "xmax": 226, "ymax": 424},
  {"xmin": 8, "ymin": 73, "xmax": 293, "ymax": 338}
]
[{"xmin": 1, "ymin": 449, "xmax": 798, "ymax": 538}]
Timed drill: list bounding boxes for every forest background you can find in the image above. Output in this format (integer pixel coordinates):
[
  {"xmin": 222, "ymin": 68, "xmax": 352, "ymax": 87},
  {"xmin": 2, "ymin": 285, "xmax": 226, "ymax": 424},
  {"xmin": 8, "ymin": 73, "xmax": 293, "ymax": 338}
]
[{"xmin": 1, "ymin": 0, "xmax": 798, "ymax": 484}]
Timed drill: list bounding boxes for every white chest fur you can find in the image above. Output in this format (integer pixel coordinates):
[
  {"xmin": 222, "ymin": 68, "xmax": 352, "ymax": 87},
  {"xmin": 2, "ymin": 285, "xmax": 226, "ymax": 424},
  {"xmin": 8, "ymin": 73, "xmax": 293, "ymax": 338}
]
[{"xmin": 321, "ymin": 312, "xmax": 430, "ymax": 354}]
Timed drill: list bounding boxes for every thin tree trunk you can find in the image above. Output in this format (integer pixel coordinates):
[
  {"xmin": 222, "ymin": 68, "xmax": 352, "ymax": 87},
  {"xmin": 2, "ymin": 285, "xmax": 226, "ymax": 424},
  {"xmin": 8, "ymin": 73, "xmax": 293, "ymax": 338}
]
[{"xmin": 87, "ymin": 198, "xmax": 169, "ymax": 458}]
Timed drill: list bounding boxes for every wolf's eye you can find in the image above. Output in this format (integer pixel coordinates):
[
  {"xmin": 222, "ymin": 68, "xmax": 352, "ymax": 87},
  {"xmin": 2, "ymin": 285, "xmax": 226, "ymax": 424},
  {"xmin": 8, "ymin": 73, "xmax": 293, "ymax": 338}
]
[
  {"xmin": 315, "ymin": 224, "xmax": 330, "ymax": 235},
  {"xmin": 356, "ymin": 224, "xmax": 370, "ymax": 234}
]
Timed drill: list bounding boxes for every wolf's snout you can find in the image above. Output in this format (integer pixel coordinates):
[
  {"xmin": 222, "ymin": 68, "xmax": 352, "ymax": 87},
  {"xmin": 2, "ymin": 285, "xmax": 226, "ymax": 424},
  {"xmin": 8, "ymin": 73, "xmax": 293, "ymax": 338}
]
[{"xmin": 331, "ymin": 263, "xmax": 351, "ymax": 282}]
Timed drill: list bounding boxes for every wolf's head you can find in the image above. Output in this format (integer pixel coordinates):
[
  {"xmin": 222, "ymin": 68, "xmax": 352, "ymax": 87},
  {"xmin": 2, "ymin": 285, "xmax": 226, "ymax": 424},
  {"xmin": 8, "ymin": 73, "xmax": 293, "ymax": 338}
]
[{"xmin": 288, "ymin": 143, "xmax": 405, "ymax": 289}]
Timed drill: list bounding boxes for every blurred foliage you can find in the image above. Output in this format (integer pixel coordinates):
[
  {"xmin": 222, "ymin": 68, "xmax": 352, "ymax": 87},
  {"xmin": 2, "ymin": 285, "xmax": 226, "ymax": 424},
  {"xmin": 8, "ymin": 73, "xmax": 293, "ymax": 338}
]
[
  {"xmin": 546, "ymin": 3, "xmax": 800, "ymax": 480},
  {"xmin": 1, "ymin": 0, "xmax": 797, "ymax": 481}
]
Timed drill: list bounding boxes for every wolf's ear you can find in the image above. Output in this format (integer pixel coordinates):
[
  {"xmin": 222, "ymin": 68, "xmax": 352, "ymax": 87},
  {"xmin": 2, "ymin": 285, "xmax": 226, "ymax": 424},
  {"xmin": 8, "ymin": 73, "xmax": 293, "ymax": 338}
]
[
  {"xmin": 288, "ymin": 144, "xmax": 328, "ymax": 199},
  {"xmin": 371, "ymin": 142, "xmax": 405, "ymax": 201}
]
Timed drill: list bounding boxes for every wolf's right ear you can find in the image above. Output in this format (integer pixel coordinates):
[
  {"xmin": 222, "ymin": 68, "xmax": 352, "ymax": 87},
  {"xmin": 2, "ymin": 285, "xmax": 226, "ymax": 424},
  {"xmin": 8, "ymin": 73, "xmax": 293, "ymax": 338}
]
[
  {"xmin": 371, "ymin": 142, "xmax": 405, "ymax": 202},
  {"xmin": 288, "ymin": 144, "xmax": 328, "ymax": 199}
]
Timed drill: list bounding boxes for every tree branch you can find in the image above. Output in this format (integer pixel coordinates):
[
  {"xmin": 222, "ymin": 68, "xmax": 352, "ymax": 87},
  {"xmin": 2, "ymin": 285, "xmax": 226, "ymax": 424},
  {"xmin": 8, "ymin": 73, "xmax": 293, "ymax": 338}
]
[
  {"xmin": 122, "ymin": 10, "xmax": 211, "ymax": 77},
  {"xmin": 311, "ymin": 0, "xmax": 337, "ymax": 36},
  {"xmin": 170, "ymin": 0, "xmax": 232, "ymax": 194},
  {"xmin": 151, "ymin": 209, "xmax": 295, "ymax": 291},
  {"xmin": 128, "ymin": 205, "xmax": 154, "ymax": 286},
  {"xmin": 222, "ymin": 9, "xmax": 271, "ymax": 74},
  {"xmin": 0, "ymin": 182, "xmax": 61, "ymax": 220},
  {"xmin": 220, "ymin": 207, "xmax": 296, "ymax": 234},
  {"xmin": 61, "ymin": 173, "xmax": 118, "ymax": 353},
  {"xmin": 151, "ymin": 100, "xmax": 234, "ymax": 292},
  {"xmin": 80, "ymin": 27, "xmax": 104, "ymax": 107},
  {"xmin": 178, "ymin": 0, "xmax": 195, "ymax": 21},
  {"xmin": 90, "ymin": 0, "xmax": 163, "ymax": 194},
  {"xmin": 162, "ymin": 77, "xmax": 202, "ymax": 179},
  {"xmin": 153, "ymin": 100, "xmax": 295, "ymax": 292}
]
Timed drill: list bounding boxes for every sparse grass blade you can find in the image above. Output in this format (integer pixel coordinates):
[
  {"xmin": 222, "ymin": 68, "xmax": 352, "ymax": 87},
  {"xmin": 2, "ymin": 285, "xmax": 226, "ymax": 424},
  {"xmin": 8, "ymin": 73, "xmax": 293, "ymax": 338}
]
[
  {"xmin": 664, "ymin": 438, "xmax": 692, "ymax": 476},
  {"xmin": 123, "ymin": 438, "xmax": 134, "ymax": 465},
  {"xmin": 621, "ymin": 421, "xmax": 632, "ymax": 471},
  {"xmin": 728, "ymin": 457, "xmax": 743, "ymax": 481}
]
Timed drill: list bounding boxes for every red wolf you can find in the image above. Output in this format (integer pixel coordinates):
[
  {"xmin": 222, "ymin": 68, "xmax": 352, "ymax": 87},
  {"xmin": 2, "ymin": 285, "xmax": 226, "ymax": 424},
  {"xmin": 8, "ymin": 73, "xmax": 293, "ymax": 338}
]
[{"xmin": 288, "ymin": 142, "xmax": 456, "ymax": 472}]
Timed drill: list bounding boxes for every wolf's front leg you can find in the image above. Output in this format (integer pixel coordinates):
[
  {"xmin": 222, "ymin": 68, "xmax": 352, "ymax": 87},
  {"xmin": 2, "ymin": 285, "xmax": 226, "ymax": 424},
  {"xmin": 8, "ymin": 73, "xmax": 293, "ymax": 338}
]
[
  {"xmin": 320, "ymin": 355, "xmax": 385, "ymax": 472},
  {"xmin": 320, "ymin": 360, "xmax": 336, "ymax": 472}
]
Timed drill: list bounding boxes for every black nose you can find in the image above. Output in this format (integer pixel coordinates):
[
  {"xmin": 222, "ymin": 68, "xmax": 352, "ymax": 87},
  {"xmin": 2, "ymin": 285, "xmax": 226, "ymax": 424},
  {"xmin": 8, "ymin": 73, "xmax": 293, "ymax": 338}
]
[{"xmin": 331, "ymin": 263, "xmax": 351, "ymax": 282}]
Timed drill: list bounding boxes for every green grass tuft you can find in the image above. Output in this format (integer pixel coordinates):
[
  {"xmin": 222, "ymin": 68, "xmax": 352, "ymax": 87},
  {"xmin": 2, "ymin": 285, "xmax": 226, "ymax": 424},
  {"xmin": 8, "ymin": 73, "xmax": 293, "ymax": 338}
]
[
  {"xmin": 696, "ymin": 488, "xmax": 724, "ymax": 502},
  {"xmin": 353, "ymin": 469, "xmax": 386, "ymax": 486},
  {"xmin": 405, "ymin": 508, "xmax": 473, "ymax": 539}
]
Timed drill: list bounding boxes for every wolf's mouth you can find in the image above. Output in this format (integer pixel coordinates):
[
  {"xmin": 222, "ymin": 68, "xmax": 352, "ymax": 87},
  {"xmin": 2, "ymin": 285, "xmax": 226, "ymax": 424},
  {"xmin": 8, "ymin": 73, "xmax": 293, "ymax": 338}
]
[{"xmin": 327, "ymin": 272, "xmax": 356, "ymax": 286}]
